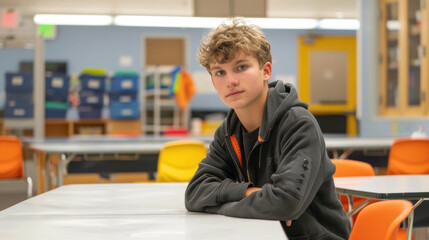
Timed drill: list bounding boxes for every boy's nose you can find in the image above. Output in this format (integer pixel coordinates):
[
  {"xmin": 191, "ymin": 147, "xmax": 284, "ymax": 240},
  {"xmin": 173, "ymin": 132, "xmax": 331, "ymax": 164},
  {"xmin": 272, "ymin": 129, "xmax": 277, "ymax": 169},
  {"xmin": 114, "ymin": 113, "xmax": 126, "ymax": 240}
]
[{"xmin": 226, "ymin": 74, "xmax": 239, "ymax": 87}]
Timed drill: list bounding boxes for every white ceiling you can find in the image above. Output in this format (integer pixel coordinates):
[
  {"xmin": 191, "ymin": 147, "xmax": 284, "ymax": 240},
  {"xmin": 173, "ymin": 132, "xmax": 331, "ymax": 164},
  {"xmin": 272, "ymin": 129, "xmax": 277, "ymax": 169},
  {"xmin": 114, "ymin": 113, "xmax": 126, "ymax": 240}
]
[{"xmin": 0, "ymin": 0, "xmax": 358, "ymax": 18}]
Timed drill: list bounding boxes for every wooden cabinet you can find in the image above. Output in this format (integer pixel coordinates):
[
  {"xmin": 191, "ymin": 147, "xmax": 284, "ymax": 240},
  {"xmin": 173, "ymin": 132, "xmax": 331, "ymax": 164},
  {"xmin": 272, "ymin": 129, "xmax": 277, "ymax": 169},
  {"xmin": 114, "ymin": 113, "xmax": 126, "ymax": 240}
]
[
  {"xmin": 44, "ymin": 119, "xmax": 107, "ymax": 137},
  {"xmin": 379, "ymin": 0, "xmax": 429, "ymax": 116}
]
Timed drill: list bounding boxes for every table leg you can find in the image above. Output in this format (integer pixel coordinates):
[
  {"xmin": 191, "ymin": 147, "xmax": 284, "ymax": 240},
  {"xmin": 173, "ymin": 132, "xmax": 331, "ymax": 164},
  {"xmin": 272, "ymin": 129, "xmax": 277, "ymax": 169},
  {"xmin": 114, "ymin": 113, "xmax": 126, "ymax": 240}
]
[
  {"xmin": 36, "ymin": 151, "xmax": 46, "ymax": 194},
  {"xmin": 57, "ymin": 153, "xmax": 76, "ymax": 187},
  {"xmin": 407, "ymin": 198, "xmax": 425, "ymax": 240},
  {"xmin": 45, "ymin": 154, "xmax": 52, "ymax": 191},
  {"xmin": 406, "ymin": 210, "xmax": 414, "ymax": 240},
  {"xmin": 33, "ymin": 151, "xmax": 45, "ymax": 194}
]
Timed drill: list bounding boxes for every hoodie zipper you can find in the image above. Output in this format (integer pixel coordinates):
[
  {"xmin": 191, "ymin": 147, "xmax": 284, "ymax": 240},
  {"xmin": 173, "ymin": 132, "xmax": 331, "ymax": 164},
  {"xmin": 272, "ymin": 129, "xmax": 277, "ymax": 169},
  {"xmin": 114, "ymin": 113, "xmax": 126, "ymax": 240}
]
[
  {"xmin": 246, "ymin": 141, "xmax": 262, "ymax": 182},
  {"xmin": 226, "ymin": 135, "xmax": 246, "ymax": 182}
]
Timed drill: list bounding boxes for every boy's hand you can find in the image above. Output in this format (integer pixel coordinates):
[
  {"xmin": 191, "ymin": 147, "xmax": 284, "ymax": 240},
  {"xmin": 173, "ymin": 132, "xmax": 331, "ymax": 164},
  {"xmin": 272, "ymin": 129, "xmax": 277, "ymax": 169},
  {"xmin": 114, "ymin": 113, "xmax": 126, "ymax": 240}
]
[
  {"xmin": 244, "ymin": 187, "xmax": 261, "ymax": 197},
  {"xmin": 244, "ymin": 187, "xmax": 293, "ymax": 227}
]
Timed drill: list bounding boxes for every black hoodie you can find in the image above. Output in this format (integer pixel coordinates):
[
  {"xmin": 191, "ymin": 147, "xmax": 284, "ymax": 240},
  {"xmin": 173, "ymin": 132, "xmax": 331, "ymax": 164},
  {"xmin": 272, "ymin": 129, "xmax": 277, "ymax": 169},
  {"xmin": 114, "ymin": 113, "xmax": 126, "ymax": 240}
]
[{"xmin": 185, "ymin": 81, "xmax": 351, "ymax": 239}]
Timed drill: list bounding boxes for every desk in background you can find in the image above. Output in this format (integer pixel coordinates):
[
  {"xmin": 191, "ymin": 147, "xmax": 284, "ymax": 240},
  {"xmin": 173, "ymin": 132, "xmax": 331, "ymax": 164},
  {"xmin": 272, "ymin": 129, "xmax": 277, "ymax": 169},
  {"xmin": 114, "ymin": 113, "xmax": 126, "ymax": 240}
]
[
  {"xmin": 27, "ymin": 136, "xmax": 396, "ymax": 193},
  {"xmin": 334, "ymin": 175, "xmax": 429, "ymax": 240},
  {"xmin": 0, "ymin": 183, "xmax": 286, "ymax": 240}
]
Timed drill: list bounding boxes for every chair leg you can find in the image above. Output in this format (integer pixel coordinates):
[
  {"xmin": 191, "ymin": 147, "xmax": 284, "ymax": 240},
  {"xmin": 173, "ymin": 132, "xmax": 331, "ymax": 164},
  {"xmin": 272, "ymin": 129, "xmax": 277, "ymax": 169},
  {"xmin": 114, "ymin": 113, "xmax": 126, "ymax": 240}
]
[{"xmin": 26, "ymin": 177, "xmax": 33, "ymax": 198}]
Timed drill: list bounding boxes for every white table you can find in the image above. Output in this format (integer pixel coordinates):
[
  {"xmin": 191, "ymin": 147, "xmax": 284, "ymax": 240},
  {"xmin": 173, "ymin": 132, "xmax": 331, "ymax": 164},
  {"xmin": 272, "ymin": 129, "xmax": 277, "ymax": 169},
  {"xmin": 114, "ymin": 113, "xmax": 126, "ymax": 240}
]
[
  {"xmin": 325, "ymin": 137, "xmax": 394, "ymax": 159},
  {"xmin": 334, "ymin": 175, "xmax": 429, "ymax": 240},
  {"xmin": 27, "ymin": 136, "xmax": 396, "ymax": 193},
  {"xmin": 0, "ymin": 183, "xmax": 286, "ymax": 240},
  {"xmin": 27, "ymin": 136, "xmax": 212, "ymax": 193}
]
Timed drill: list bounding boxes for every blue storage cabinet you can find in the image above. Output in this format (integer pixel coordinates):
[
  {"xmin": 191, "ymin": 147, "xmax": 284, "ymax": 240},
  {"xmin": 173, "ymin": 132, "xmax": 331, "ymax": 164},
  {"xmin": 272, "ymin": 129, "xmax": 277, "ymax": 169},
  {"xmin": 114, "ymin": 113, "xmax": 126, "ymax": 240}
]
[
  {"xmin": 111, "ymin": 75, "xmax": 138, "ymax": 93},
  {"xmin": 5, "ymin": 72, "xmax": 34, "ymax": 118},
  {"xmin": 109, "ymin": 73, "xmax": 139, "ymax": 119},
  {"xmin": 5, "ymin": 72, "xmax": 33, "ymax": 92},
  {"xmin": 5, "ymin": 104, "xmax": 34, "ymax": 118},
  {"xmin": 79, "ymin": 91, "xmax": 104, "ymax": 107},
  {"xmin": 78, "ymin": 74, "xmax": 106, "ymax": 119},
  {"xmin": 78, "ymin": 106, "xmax": 102, "ymax": 119},
  {"xmin": 110, "ymin": 101, "xmax": 139, "ymax": 119},
  {"xmin": 80, "ymin": 74, "xmax": 106, "ymax": 92},
  {"xmin": 46, "ymin": 74, "xmax": 70, "ymax": 93},
  {"xmin": 110, "ymin": 92, "xmax": 138, "ymax": 103},
  {"xmin": 45, "ymin": 74, "xmax": 70, "ymax": 119}
]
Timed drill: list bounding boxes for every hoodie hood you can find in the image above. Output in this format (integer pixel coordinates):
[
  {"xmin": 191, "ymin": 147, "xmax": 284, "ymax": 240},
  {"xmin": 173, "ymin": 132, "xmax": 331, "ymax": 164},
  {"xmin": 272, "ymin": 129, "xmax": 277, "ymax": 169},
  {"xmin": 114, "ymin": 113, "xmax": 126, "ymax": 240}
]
[{"xmin": 225, "ymin": 80, "xmax": 308, "ymax": 141}]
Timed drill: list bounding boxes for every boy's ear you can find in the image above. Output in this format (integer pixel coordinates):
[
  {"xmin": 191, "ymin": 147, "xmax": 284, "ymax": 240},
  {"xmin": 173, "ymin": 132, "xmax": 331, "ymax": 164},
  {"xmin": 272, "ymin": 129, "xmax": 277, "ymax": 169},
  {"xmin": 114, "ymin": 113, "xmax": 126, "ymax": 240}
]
[{"xmin": 263, "ymin": 62, "xmax": 272, "ymax": 81}]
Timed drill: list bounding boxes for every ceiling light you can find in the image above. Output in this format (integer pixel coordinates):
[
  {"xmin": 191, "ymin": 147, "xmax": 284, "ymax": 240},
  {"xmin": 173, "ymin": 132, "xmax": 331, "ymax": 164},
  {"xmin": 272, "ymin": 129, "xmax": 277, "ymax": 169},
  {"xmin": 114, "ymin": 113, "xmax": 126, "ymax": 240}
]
[
  {"xmin": 114, "ymin": 16, "xmax": 318, "ymax": 29},
  {"xmin": 318, "ymin": 19, "xmax": 360, "ymax": 30},
  {"xmin": 247, "ymin": 18, "xmax": 318, "ymax": 29},
  {"xmin": 34, "ymin": 14, "xmax": 113, "ymax": 26},
  {"xmin": 114, "ymin": 16, "xmax": 224, "ymax": 28}
]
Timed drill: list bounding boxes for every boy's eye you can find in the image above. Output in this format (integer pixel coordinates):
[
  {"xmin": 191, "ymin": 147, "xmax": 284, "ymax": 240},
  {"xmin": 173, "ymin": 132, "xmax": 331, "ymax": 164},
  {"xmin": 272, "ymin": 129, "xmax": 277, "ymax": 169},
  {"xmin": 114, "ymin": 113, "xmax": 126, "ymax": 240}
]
[
  {"xmin": 238, "ymin": 65, "xmax": 247, "ymax": 71},
  {"xmin": 215, "ymin": 70, "xmax": 225, "ymax": 76}
]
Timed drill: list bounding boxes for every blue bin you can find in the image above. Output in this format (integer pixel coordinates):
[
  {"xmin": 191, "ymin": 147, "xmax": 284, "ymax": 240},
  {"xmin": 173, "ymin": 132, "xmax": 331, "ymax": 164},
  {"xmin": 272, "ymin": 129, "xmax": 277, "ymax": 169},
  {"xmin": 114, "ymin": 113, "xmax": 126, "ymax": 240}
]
[
  {"xmin": 79, "ymin": 91, "xmax": 104, "ymax": 107},
  {"xmin": 80, "ymin": 74, "xmax": 106, "ymax": 92},
  {"xmin": 78, "ymin": 106, "xmax": 102, "ymax": 119},
  {"xmin": 111, "ymin": 75, "xmax": 138, "ymax": 93},
  {"xmin": 46, "ymin": 74, "xmax": 70, "ymax": 94},
  {"xmin": 110, "ymin": 101, "xmax": 139, "ymax": 119},
  {"xmin": 46, "ymin": 89, "xmax": 69, "ymax": 102},
  {"xmin": 6, "ymin": 93, "xmax": 33, "ymax": 107},
  {"xmin": 5, "ymin": 105, "xmax": 34, "ymax": 118},
  {"xmin": 5, "ymin": 72, "xmax": 33, "ymax": 92},
  {"xmin": 45, "ymin": 107, "xmax": 68, "ymax": 118},
  {"xmin": 110, "ymin": 92, "xmax": 138, "ymax": 103}
]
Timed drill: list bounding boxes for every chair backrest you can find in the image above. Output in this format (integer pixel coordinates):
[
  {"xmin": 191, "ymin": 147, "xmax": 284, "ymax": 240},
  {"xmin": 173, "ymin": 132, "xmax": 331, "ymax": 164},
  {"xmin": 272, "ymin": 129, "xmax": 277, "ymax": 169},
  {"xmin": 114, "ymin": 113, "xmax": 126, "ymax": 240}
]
[
  {"xmin": 349, "ymin": 200, "xmax": 413, "ymax": 240},
  {"xmin": 0, "ymin": 136, "xmax": 24, "ymax": 179},
  {"xmin": 332, "ymin": 159, "xmax": 375, "ymax": 219},
  {"xmin": 332, "ymin": 159, "xmax": 375, "ymax": 177},
  {"xmin": 387, "ymin": 138, "xmax": 429, "ymax": 175},
  {"xmin": 156, "ymin": 139, "xmax": 206, "ymax": 182}
]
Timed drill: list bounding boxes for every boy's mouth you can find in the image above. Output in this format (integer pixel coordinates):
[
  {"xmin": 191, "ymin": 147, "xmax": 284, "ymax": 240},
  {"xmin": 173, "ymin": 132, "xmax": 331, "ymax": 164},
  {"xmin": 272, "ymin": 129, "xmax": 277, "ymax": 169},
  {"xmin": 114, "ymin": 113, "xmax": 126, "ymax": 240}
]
[{"xmin": 226, "ymin": 90, "xmax": 244, "ymax": 98}]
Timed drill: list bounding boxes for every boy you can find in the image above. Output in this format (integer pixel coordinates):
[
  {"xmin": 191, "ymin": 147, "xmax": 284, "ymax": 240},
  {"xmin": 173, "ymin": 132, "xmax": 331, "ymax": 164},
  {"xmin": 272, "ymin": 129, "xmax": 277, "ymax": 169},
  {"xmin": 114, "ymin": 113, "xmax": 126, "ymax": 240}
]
[{"xmin": 185, "ymin": 18, "xmax": 351, "ymax": 240}]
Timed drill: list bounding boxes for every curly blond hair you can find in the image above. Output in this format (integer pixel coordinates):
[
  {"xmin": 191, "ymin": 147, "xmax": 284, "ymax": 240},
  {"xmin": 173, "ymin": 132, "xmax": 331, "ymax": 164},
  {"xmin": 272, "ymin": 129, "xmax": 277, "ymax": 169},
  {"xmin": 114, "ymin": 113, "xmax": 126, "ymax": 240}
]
[{"xmin": 198, "ymin": 18, "xmax": 272, "ymax": 73}]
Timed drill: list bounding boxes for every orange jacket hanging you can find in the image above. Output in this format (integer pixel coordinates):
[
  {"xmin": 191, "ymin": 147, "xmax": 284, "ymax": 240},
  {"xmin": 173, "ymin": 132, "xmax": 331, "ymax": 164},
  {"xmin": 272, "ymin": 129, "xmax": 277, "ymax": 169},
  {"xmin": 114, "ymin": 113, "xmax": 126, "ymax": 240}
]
[{"xmin": 175, "ymin": 70, "xmax": 196, "ymax": 109}]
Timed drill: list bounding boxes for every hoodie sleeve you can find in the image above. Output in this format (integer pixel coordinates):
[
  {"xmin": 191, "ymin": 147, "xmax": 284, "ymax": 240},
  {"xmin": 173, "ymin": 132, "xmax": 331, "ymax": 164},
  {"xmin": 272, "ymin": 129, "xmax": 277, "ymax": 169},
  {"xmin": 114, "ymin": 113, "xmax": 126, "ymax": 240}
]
[
  {"xmin": 212, "ymin": 114, "xmax": 328, "ymax": 221},
  {"xmin": 185, "ymin": 124, "xmax": 252, "ymax": 213}
]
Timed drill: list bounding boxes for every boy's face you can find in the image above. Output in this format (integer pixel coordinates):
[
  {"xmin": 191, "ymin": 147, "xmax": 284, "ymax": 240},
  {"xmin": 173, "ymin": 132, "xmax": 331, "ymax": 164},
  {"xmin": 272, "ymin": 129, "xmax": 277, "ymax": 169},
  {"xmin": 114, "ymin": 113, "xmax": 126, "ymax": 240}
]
[{"xmin": 209, "ymin": 51, "xmax": 272, "ymax": 112}]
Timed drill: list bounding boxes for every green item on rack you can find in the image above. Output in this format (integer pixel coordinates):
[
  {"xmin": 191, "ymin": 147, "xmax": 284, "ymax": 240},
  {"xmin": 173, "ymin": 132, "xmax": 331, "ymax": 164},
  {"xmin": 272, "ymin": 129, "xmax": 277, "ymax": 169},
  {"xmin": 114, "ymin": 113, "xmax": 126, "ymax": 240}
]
[
  {"xmin": 114, "ymin": 71, "xmax": 138, "ymax": 76},
  {"xmin": 45, "ymin": 101, "xmax": 69, "ymax": 109},
  {"xmin": 81, "ymin": 68, "xmax": 106, "ymax": 76}
]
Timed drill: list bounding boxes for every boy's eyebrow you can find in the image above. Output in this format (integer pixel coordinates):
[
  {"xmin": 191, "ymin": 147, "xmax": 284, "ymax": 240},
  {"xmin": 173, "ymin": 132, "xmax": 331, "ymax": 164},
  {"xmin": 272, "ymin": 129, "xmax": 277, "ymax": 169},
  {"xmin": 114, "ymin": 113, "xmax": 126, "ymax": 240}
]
[
  {"xmin": 234, "ymin": 59, "xmax": 250, "ymax": 65},
  {"xmin": 210, "ymin": 59, "xmax": 251, "ymax": 71},
  {"xmin": 210, "ymin": 66, "xmax": 222, "ymax": 71}
]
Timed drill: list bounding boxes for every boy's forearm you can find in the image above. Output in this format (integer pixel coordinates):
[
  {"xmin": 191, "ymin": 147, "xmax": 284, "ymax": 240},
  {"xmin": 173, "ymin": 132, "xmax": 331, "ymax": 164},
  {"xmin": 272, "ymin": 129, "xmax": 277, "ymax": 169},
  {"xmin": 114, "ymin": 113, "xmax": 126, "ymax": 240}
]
[{"xmin": 185, "ymin": 172, "xmax": 251, "ymax": 212}]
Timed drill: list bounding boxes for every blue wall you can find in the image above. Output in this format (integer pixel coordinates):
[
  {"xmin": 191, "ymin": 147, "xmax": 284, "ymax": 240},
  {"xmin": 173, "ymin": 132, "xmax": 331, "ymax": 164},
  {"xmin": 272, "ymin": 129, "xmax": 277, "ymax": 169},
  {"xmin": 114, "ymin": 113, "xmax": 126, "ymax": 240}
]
[
  {"xmin": 12, "ymin": 24, "xmax": 416, "ymax": 136},
  {"xmin": 0, "ymin": 25, "xmax": 353, "ymax": 111}
]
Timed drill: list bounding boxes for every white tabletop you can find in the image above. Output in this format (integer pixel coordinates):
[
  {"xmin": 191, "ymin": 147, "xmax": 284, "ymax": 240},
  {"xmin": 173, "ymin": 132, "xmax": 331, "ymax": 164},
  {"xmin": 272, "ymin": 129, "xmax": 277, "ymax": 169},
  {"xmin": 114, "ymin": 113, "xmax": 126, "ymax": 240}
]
[
  {"xmin": 27, "ymin": 136, "xmax": 396, "ymax": 154},
  {"xmin": 0, "ymin": 183, "xmax": 286, "ymax": 240},
  {"xmin": 334, "ymin": 175, "xmax": 429, "ymax": 199}
]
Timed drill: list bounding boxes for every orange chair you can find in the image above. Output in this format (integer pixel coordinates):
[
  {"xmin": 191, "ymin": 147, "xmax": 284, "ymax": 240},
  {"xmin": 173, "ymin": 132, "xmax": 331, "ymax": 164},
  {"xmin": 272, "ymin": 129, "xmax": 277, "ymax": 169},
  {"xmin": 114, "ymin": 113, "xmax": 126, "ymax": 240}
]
[
  {"xmin": 0, "ymin": 136, "xmax": 33, "ymax": 198},
  {"xmin": 156, "ymin": 139, "xmax": 206, "ymax": 182},
  {"xmin": 349, "ymin": 200, "xmax": 413, "ymax": 240},
  {"xmin": 386, "ymin": 138, "xmax": 429, "ymax": 229},
  {"xmin": 387, "ymin": 138, "xmax": 429, "ymax": 175},
  {"xmin": 332, "ymin": 159, "xmax": 375, "ymax": 214}
]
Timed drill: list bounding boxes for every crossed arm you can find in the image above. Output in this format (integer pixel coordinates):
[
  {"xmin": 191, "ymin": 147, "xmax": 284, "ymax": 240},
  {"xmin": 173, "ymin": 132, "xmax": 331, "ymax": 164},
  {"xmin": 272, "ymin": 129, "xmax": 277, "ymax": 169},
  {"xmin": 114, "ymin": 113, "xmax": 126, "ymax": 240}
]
[{"xmin": 245, "ymin": 187, "xmax": 292, "ymax": 227}]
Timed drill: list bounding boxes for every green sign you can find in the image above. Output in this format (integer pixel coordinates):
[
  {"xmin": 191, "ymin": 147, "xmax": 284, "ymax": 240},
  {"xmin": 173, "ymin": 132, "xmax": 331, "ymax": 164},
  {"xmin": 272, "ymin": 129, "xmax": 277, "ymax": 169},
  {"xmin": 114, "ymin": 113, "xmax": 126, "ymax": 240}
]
[{"xmin": 38, "ymin": 24, "xmax": 56, "ymax": 39}]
